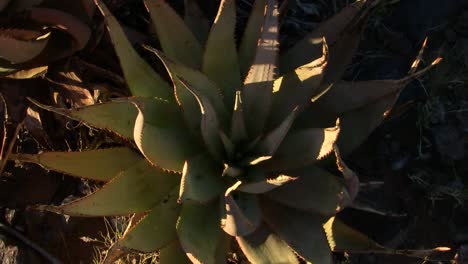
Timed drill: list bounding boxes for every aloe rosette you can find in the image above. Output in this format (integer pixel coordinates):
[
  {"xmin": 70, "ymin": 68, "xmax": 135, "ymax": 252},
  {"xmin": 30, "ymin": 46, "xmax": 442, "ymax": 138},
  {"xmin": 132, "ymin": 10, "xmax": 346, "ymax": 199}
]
[{"xmin": 14, "ymin": 0, "xmax": 440, "ymax": 263}]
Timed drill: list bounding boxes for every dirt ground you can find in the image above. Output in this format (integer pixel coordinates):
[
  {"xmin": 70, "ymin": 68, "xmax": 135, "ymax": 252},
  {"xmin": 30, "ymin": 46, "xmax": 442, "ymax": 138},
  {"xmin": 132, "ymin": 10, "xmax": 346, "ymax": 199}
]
[{"xmin": 1, "ymin": 0, "xmax": 468, "ymax": 263}]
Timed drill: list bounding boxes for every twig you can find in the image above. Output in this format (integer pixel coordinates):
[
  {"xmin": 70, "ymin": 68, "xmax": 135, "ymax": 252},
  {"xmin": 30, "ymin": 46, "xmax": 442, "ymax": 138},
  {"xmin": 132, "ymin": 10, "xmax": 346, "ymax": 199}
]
[
  {"xmin": 0, "ymin": 221, "xmax": 62, "ymax": 264},
  {"xmin": 0, "ymin": 93, "xmax": 9, "ymax": 159},
  {"xmin": 0, "ymin": 122, "xmax": 22, "ymax": 176}
]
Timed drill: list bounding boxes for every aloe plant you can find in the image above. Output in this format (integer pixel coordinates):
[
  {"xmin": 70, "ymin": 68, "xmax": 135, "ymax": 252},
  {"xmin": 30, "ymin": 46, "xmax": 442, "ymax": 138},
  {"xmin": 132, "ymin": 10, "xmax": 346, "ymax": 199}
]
[{"xmin": 13, "ymin": 0, "xmax": 440, "ymax": 263}]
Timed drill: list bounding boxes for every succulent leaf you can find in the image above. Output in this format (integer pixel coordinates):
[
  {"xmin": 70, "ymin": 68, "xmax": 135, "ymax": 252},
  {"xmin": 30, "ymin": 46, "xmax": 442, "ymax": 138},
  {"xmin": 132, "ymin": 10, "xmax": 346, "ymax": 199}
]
[
  {"xmin": 261, "ymin": 201, "xmax": 332, "ymax": 264},
  {"xmin": 144, "ymin": 47, "xmax": 227, "ymax": 131},
  {"xmin": 95, "ymin": 0, "xmax": 173, "ymax": 99},
  {"xmin": 44, "ymin": 159, "xmax": 179, "ymax": 216},
  {"xmin": 0, "ymin": 30, "xmax": 50, "ymax": 64},
  {"xmin": 236, "ymin": 224, "xmax": 299, "ymax": 264},
  {"xmin": 183, "ymin": 0, "xmax": 210, "ymax": 45},
  {"xmin": 177, "ymin": 202, "xmax": 222, "ymax": 264},
  {"xmin": 202, "ymin": 0, "xmax": 242, "ymax": 110},
  {"xmin": 132, "ymin": 97, "xmax": 196, "ymax": 172},
  {"xmin": 221, "ymin": 183, "xmax": 262, "ymax": 236},
  {"xmin": 238, "ymin": 174, "xmax": 297, "ymax": 194},
  {"xmin": 266, "ymin": 165, "xmax": 346, "ymax": 216},
  {"xmin": 179, "ymin": 154, "xmax": 224, "ymax": 203},
  {"xmin": 258, "ymin": 125, "xmax": 340, "ymax": 171},
  {"xmin": 269, "ymin": 42, "xmax": 327, "ymax": 128},
  {"xmin": 323, "ymin": 217, "xmax": 377, "ymax": 252},
  {"xmin": 159, "ymin": 240, "xmax": 192, "ymax": 264},
  {"xmin": 12, "ymin": 148, "xmax": 142, "ymax": 181},
  {"xmin": 242, "ymin": 0, "xmax": 279, "ymax": 137},
  {"xmin": 280, "ymin": 0, "xmax": 365, "ymax": 73},
  {"xmin": 255, "ymin": 107, "xmax": 299, "ymax": 157},
  {"xmin": 3, "ymin": 66, "xmax": 48, "ymax": 79},
  {"xmin": 117, "ymin": 187, "xmax": 180, "ymax": 252},
  {"xmin": 177, "ymin": 77, "xmax": 225, "ymax": 160},
  {"xmin": 230, "ymin": 91, "xmax": 248, "ymax": 144},
  {"xmin": 30, "ymin": 98, "xmax": 138, "ymax": 139},
  {"xmin": 239, "ymin": 0, "xmax": 267, "ymax": 77},
  {"xmin": 144, "ymin": 0, "xmax": 203, "ymax": 68}
]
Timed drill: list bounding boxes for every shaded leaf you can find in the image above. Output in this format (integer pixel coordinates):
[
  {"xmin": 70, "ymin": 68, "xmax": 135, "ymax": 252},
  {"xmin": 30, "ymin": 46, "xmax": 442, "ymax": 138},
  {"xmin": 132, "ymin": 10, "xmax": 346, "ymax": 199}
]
[
  {"xmin": 258, "ymin": 125, "xmax": 340, "ymax": 171},
  {"xmin": 0, "ymin": 30, "xmax": 50, "ymax": 64},
  {"xmin": 239, "ymin": 0, "xmax": 267, "ymax": 77},
  {"xmin": 230, "ymin": 90, "xmax": 248, "ymax": 144},
  {"xmin": 202, "ymin": 0, "xmax": 242, "ymax": 110},
  {"xmin": 30, "ymin": 8, "xmax": 91, "ymax": 52},
  {"xmin": 323, "ymin": 217, "xmax": 375, "ymax": 252},
  {"xmin": 49, "ymin": 70, "xmax": 94, "ymax": 107},
  {"xmin": 44, "ymin": 159, "xmax": 179, "ymax": 216},
  {"xmin": 132, "ymin": 97, "xmax": 195, "ymax": 173},
  {"xmin": 30, "ymin": 98, "xmax": 138, "ymax": 139},
  {"xmin": 117, "ymin": 187, "xmax": 180, "ymax": 252},
  {"xmin": 236, "ymin": 223, "xmax": 299, "ymax": 264},
  {"xmin": 266, "ymin": 165, "xmax": 346, "ymax": 216},
  {"xmin": 145, "ymin": 0, "xmax": 203, "ymax": 68},
  {"xmin": 262, "ymin": 200, "xmax": 332, "ymax": 264},
  {"xmin": 280, "ymin": 1, "xmax": 365, "ymax": 73},
  {"xmin": 221, "ymin": 183, "xmax": 261, "ymax": 236},
  {"xmin": 179, "ymin": 154, "xmax": 224, "ymax": 203},
  {"xmin": 184, "ymin": 0, "xmax": 210, "ymax": 45},
  {"xmin": 242, "ymin": 0, "xmax": 279, "ymax": 137},
  {"xmin": 144, "ymin": 47, "xmax": 226, "ymax": 131},
  {"xmin": 177, "ymin": 77, "xmax": 224, "ymax": 160},
  {"xmin": 95, "ymin": 0, "xmax": 172, "ymax": 99},
  {"xmin": 255, "ymin": 107, "xmax": 299, "ymax": 156},
  {"xmin": 12, "ymin": 147, "xmax": 142, "ymax": 181},
  {"xmin": 159, "ymin": 240, "xmax": 191, "ymax": 264},
  {"xmin": 177, "ymin": 202, "xmax": 222, "ymax": 264}
]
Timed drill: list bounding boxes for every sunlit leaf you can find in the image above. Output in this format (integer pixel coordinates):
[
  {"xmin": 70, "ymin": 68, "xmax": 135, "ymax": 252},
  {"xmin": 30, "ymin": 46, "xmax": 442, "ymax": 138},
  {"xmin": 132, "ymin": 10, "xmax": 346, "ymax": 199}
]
[
  {"xmin": 117, "ymin": 187, "xmax": 180, "ymax": 252},
  {"xmin": 323, "ymin": 217, "xmax": 376, "ymax": 252},
  {"xmin": 12, "ymin": 148, "xmax": 142, "ymax": 181},
  {"xmin": 177, "ymin": 202, "xmax": 222, "ymax": 264},
  {"xmin": 44, "ymin": 159, "xmax": 179, "ymax": 216}
]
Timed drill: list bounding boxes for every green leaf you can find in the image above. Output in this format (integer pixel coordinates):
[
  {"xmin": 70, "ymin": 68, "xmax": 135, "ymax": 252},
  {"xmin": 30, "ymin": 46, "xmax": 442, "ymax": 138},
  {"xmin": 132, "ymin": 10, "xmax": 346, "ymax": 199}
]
[
  {"xmin": 184, "ymin": 0, "xmax": 210, "ymax": 45},
  {"xmin": 177, "ymin": 77, "xmax": 224, "ymax": 160},
  {"xmin": 323, "ymin": 217, "xmax": 375, "ymax": 252},
  {"xmin": 239, "ymin": 0, "xmax": 267, "ymax": 77},
  {"xmin": 236, "ymin": 223, "xmax": 299, "ymax": 264},
  {"xmin": 144, "ymin": 0, "xmax": 203, "ymax": 68},
  {"xmin": 132, "ymin": 97, "xmax": 196, "ymax": 173},
  {"xmin": 280, "ymin": 1, "xmax": 365, "ymax": 73},
  {"xmin": 202, "ymin": 0, "xmax": 242, "ymax": 110},
  {"xmin": 268, "ymin": 42, "xmax": 327, "ymax": 128},
  {"xmin": 95, "ymin": 0, "xmax": 172, "ymax": 99},
  {"xmin": 177, "ymin": 202, "xmax": 222, "ymax": 264},
  {"xmin": 0, "ymin": 30, "xmax": 50, "ymax": 64},
  {"xmin": 45, "ymin": 159, "xmax": 179, "ymax": 216},
  {"xmin": 12, "ymin": 148, "xmax": 142, "ymax": 181},
  {"xmin": 254, "ymin": 107, "xmax": 299, "ymax": 157},
  {"xmin": 221, "ymin": 184, "xmax": 261, "ymax": 237},
  {"xmin": 230, "ymin": 90, "xmax": 248, "ymax": 144},
  {"xmin": 117, "ymin": 187, "xmax": 180, "ymax": 252},
  {"xmin": 258, "ymin": 125, "xmax": 340, "ymax": 171},
  {"xmin": 179, "ymin": 154, "xmax": 224, "ymax": 203},
  {"xmin": 262, "ymin": 201, "xmax": 332, "ymax": 264},
  {"xmin": 242, "ymin": 0, "xmax": 279, "ymax": 137},
  {"xmin": 159, "ymin": 240, "xmax": 191, "ymax": 264},
  {"xmin": 266, "ymin": 165, "xmax": 346, "ymax": 216},
  {"xmin": 144, "ymin": 47, "xmax": 226, "ymax": 131},
  {"xmin": 238, "ymin": 174, "xmax": 297, "ymax": 194},
  {"xmin": 30, "ymin": 98, "xmax": 138, "ymax": 139}
]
